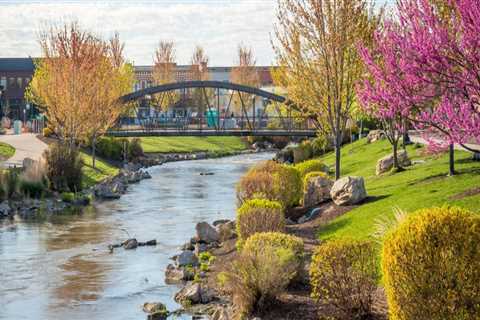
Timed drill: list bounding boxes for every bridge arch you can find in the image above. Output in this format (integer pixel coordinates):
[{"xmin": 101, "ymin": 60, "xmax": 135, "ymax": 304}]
[{"xmin": 120, "ymin": 80, "xmax": 288, "ymax": 103}]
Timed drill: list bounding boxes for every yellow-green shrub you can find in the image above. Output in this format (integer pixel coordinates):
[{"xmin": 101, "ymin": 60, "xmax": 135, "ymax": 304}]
[
  {"xmin": 310, "ymin": 239, "xmax": 379, "ymax": 320},
  {"xmin": 224, "ymin": 243, "xmax": 298, "ymax": 316},
  {"xmin": 236, "ymin": 160, "xmax": 302, "ymax": 208},
  {"xmin": 293, "ymin": 141, "xmax": 313, "ymax": 163},
  {"xmin": 294, "ymin": 159, "xmax": 329, "ymax": 179},
  {"xmin": 236, "ymin": 199, "xmax": 285, "ymax": 249},
  {"xmin": 243, "ymin": 232, "xmax": 304, "ymax": 261},
  {"xmin": 302, "ymin": 171, "xmax": 328, "ymax": 193},
  {"xmin": 42, "ymin": 127, "xmax": 53, "ymax": 137},
  {"xmin": 382, "ymin": 206, "xmax": 480, "ymax": 320}
]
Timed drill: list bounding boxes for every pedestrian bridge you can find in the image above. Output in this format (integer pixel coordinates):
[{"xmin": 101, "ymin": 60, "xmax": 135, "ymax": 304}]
[{"xmin": 107, "ymin": 81, "xmax": 317, "ymax": 137}]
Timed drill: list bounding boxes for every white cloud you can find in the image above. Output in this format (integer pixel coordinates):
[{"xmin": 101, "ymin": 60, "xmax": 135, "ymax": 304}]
[{"xmin": 0, "ymin": 0, "xmax": 277, "ymax": 66}]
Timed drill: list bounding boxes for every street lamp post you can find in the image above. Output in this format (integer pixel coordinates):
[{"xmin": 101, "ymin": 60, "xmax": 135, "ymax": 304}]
[{"xmin": 0, "ymin": 85, "xmax": 3, "ymax": 119}]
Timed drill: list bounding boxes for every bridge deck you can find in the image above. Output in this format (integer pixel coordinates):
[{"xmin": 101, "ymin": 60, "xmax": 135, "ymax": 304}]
[{"xmin": 107, "ymin": 129, "xmax": 317, "ymax": 137}]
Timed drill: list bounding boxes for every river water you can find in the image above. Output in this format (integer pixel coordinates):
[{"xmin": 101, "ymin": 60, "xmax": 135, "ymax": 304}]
[{"xmin": 0, "ymin": 152, "xmax": 273, "ymax": 320}]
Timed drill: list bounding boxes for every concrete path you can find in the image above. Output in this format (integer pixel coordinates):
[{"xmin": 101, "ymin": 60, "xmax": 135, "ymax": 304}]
[
  {"xmin": 408, "ymin": 131, "xmax": 480, "ymax": 152},
  {"xmin": 0, "ymin": 133, "xmax": 48, "ymax": 168}
]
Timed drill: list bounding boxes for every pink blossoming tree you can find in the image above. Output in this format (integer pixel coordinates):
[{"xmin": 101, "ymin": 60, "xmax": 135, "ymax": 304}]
[{"xmin": 357, "ymin": 0, "xmax": 480, "ymax": 175}]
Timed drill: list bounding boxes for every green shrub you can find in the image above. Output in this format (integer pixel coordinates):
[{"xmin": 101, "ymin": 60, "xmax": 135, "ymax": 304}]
[
  {"xmin": 302, "ymin": 171, "xmax": 329, "ymax": 193},
  {"xmin": 224, "ymin": 243, "xmax": 298, "ymax": 316},
  {"xmin": 200, "ymin": 263, "xmax": 209, "ymax": 272},
  {"xmin": 236, "ymin": 160, "xmax": 302, "ymax": 208},
  {"xmin": 294, "ymin": 159, "xmax": 329, "ymax": 179},
  {"xmin": 61, "ymin": 192, "xmax": 75, "ymax": 203},
  {"xmin": 96, "ymin": 137, "xmax": 124, "ymax": 161},
  {"xmin": 311, "ymin": 135, "xmax": 332, "ymax": 156},
  {"xmin": 44, "ymin": 143, "xmax": 83, "ymax": 192},
  {"xmin": 19, "ymin": 180, "xmax": 46, "ymax": 198},
  {"xmin": 243, "ymin": 232, "xmax": 304, "ymax": 261},
  {"xmin": 236, "ymin": 199, "xmax": 285, "ymax": 249},
  {"xmin": 128, "ymin": 138, "xmax": 144, "ymax": 160},
  {"xmin": 382, "ymin": 206, "xmax": 480, "ymax": 320},
  {"xmin": 198, "ymin": 251, "xmax": 213, "ymax": 264},
  {"xmin": 0, "ymin": 170, "xmax": 19, "ymax": 199},
  {"xmin": 310, "ymin": 239, "xmax": 379, "ymax": 320},
  {"xmin": 19, "ymin": 159, "xmax": 48, "ymax": 198}
]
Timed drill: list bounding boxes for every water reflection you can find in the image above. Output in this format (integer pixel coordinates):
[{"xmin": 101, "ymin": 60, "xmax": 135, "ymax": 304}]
[{"xmin": 0, "ymin": 152, "xmax": 273, "ymax": 320}]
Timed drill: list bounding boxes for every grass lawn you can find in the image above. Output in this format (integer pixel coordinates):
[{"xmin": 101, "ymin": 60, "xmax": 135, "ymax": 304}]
[
  {"xmin": 81, "ymin": 152, "xmax": 119, "ymax": 189},
  {"xmin": 0, "ymin": 142, "xmax": 15, "ymax": 160},
  {"xmin": 317, "ymin": 139, "xmax": 480, "ymax": 241},
  {"xmin": 139, "ymin": 136, "xmax": 248, "ymax": 154}
]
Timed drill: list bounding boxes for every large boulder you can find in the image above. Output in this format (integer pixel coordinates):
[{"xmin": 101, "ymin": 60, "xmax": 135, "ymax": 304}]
[
  {"xmin": 303, "ymin": 175, "xmax": 333, "ymax": 208},
  {"xmin": 274, "ymin": 145, "xmax": 295, "ymax": 164},
  {"xmin": 216, "ymin": 220, "xmax": 236, "ymax": 242},
  {"xmin": 366, "ymin": 130, "xmax": 385, "ymax": 143},
  {"xmin": 22, "ymin": 157, "xmax": 36, "ymax": 170},
  {"xmin": 176, "ymin": 250, "xmax": 198, "ymax": 267},
  {"xmin": 376, "ymin": 150, "xmax": 411, "ymax": 175},
  {"xmin": 174, "ymin": 283, "xmax": 214, "ymax": 305},
  {"xmin": 195, "ymin": 222, "xmax": 220, "ymax": 244},
  {"xmin": 330, "ymin": 176, "xmax": 367, "ymax": 206}
]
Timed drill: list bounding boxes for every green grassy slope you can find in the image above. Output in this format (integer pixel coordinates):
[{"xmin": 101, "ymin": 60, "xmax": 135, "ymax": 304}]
[
  {"xmin": 81, "ymin": 152, "xmax": 119, "ymax": 189},
  {"xmin": 0, "ymin": 142, "xmax": 15, "ymax": 160},
  {"xmin": 317, "ymin": 139, "xmax": 480, "ymax": 241},
  {"xmin": 139, "ymin": 137, "xmax": 247, "ymax": 154}
]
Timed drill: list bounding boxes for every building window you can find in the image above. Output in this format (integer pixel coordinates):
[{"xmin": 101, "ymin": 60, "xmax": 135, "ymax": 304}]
[
  {"xmin": 0, "ymin": 76, "xmax": 6, "ymax": 89},
  {"xmin": 17, "ymin": 78, "xmax": 23, "ymax": 88},
  {"xmin": 9, "ymin": 78, "xmax": 15, "ymax": 87}
]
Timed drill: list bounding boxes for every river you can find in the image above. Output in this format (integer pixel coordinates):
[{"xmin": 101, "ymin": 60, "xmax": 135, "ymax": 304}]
[{"xmin": 0, "ymin": 152, "xmax": 273, "ymax": 320}]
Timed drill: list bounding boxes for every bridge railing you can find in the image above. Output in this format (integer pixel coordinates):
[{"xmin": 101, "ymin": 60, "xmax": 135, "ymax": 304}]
[{"xmin": 115, "ymin": 115, "xmax": 314, "ymax": 131}]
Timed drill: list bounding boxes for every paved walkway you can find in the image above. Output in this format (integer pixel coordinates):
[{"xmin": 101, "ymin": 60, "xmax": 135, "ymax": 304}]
[
  {"xmin": 0, "ymin": 133, "xmax": 48, "ymax": 168},
  {"xmin": 409, "ymin": 131, "xmax": 480, "ymax": 152}
]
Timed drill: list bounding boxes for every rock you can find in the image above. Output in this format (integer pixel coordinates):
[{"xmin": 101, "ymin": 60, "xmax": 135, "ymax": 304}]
[
  {"xmin": 143, "ymin": 302, "xmax": 168, "ymax": 320},
  {"xmin": 174, "ymin": 283, "xmax": 214, "ymax": 305},
  {"xmin": 195, "ymin": 222, "xmax": 220, "ymax": 243},
  {"xmin": 302, "ymin": 175, "xmax": 333, "ymax": 207},
  {"xmin": 330, "ymin": 176, "xmax": 367, "ymax": 206},
  {"xmin": 181, "ymin": 242, "xmax": 195, "ymax": 251},
  {"xmin": 123, "ymin": 238, "xmax": 138, "ymax": 250},
  {"xmin": 165, "ymin": 264, "xmax": 194, "ymax": 283},
  {"xmin": 212, "ymin": 219, "xmax": 231, "ymax": 227},
  {"xmin": 194, "ymin": 243, "xmax": 208, "ymax": 256},
  {"xmin": 176, "ymin": 250, "xmax": 199, "ymax": 267},
  {"xmin": 94, "ymin": 182, "xmax": 122, "ymax": 199},
  {"xmin": 274, "ymin": 145, "xmax": 295, "ymax": 164},
  {"xmin": 217, "ymin": 221, "xmax": 236, "ymax": 242},
  {"xmin": 0, "ymin": 201, "xmax": 11, "ymax": 218},
  {"xmin": 473, "ymin": 152, "xmax": 480, "ymax": 161},
  {"xmin": 376, "ymin": 150, "xmax": 411, "ymax": 175},
  {"xmin": 366, "ymin": 130, "xmax": 385, "ymax": 143}
]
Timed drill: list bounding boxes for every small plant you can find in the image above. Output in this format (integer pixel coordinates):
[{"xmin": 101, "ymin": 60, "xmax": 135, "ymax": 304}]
[
  {"xmin": 193, "ymin": 273, "xmax": 201, "ymax": 284},
  {"xmin": 19, "ymin": 159, "xmax": 48, "ymax": 198},
  {"xmin": 44, "ymin": 143, "xmax": 83, "ymax": 192},
  {"xmin": 217, "ymin": 271, "xmax": 228, "ymax": 288},
  {"xmin": 236, "ymin": 160, "xmax": 302, "ymax": 208},
  {"xmin": 310, "ymin": 239, "xmax": 379, "ymax": 320},
  {"xmin": 224, "ymin": 243, "xmax": 297, "ymax": 317},
  {"xmin": 0, "ymin": 170, "xmax": 19, "ymax": 199},
  {"xmin": 128, "ymin": 137, "xmax": 144, "ymax": 160},
  {"xmin": 61, "ymin": 192, "xmax": 75, "ymax": 203},
  {"xmin": 382, "ymin": 206, "xmax": 480, "ymax": 320},
  {"xmin": 200, "ymin": 262, "xmax": 209, "ymax": 272},
  {"xmin": 294, "ymin": 159, "xmax": 329, "ymax": 179},
  {"xmin": 198, "ymin": 251, "xmax": 213, "ymax": 264},
  {"xmin": 42, "ymin": 127, "xmax": 53, "ymax": 137},
  {"xmin": 236, "ymin": 199, "xmax": 285, "ymax": 250}
]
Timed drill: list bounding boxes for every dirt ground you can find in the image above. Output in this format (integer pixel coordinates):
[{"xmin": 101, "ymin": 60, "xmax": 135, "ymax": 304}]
[{"xmin": 206, "ymin": 202, "xmax": 388, "ymax": 320}]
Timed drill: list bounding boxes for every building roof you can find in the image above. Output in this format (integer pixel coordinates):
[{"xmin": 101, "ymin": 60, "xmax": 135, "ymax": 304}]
[{"xmin": 0, "ymin": 58, "xmax": 35, "ymax": 72}]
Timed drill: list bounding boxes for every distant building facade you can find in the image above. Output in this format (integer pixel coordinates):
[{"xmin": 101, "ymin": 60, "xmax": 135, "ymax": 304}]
[{"xmin": 0, "ymin": 58, "xmax": 36, "ymax": 120}]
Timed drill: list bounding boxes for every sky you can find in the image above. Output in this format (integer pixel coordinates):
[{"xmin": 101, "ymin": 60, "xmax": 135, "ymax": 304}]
[{"xmin": 0, "ymin": 0, "xmax": 394, "ymax": 66}]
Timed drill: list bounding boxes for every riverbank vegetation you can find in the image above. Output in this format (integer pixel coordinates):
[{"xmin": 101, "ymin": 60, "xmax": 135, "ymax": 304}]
[{"xmin": 0, "ymin": 142, "xmax": 15, "ymax": 160}]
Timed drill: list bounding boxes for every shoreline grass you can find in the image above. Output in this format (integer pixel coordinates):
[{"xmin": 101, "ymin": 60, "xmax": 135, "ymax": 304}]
[{"xmin": 139, "ymin": 136, "xmax": 248, "ymax": 154}]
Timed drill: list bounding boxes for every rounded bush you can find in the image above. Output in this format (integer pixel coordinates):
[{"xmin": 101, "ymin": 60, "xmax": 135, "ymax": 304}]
[
  {"xmin": 382, "ymin": 206, "xmax": 480, "ymax": 320},
  {"xmin": 236, "ymin": 160, "xmax": 302, "ymax": 208},
  {"xmin": 294, "ymin": 159, "xmax": 329, "ymax": 179},
  {"xmin": 243, "ymin": 232, "xmax": 304, "ymax": 261},
  {"xmin": 44, "ymin": 143, "xmax": 83, "ymax": 192},
  {"xmin": 42, "ymin": 127, "xmax": 53, "ymax": 137},
  {"xmin": 236, "ymin": 199, "xmax": 285, "ymax": 249},
  {"xmin": 128, "ymin": 138, "xmax": 144, "ymax": 160},
  {"xmin": 310, "ymin": 239, "xmax": 379, "ymax": 319}
]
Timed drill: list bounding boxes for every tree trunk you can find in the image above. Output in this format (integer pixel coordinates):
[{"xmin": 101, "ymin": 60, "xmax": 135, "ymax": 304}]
[
  {"xmin": 449, "ymin": 144, "xmax": 455, "ymax": 176},
  {"xmin": 335, "ymin": 132, "xmax": 341, "ymax": 180},
  {"xmin": 92, "ymin": 135, "xmax": 97, "ymax": 169},
  {"xmin": 392, "ymin": 140, "xmax": 400, "ymax": 169}
]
